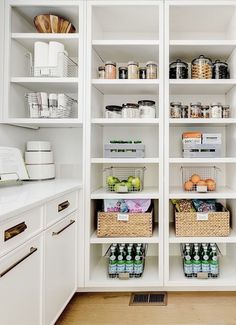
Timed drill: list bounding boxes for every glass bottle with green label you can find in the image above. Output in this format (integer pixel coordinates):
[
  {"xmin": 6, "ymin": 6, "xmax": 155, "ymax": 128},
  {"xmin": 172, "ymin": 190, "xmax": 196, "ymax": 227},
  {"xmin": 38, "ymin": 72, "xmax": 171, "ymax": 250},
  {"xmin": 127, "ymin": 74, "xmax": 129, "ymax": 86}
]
[
  {"xmin": 183, "ymin": 247, "xmax": 193, "ymax": 277},
  {"xmin": 134, "ymin": 246, "xmax": 143, "ymax": 278},
  {"xmin": 201, "ymin": 247, "xmax": 210, "ymax": 276},
  {"xmin": 117, "ymin": 246, "xmax": 126, "ymax": 275},
  {"xmin": 192, "ymin": 247, "xmax": 201, "ymax": 277},
  {"xmin": 109, "ymin": 246, "xmax": 117, "ymax": 278},
  {"xmin": 125, "ymin": 246, "xmax": 134, "ymax": 277},
  {"xmin": 210, "ymin": 247, "xmax": 219, "ymax": 278}
]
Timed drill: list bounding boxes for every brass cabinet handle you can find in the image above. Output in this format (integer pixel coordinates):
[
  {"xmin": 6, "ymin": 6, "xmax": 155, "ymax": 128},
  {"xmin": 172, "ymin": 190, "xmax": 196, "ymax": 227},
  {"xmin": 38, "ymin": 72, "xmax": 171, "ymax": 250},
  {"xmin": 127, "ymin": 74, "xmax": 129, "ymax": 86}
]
[
  {"xmin": 4, "ymin": 222, "xmax": 27, "ymax": 242},
  {"xmin": 0, "ymin": 247, "xmax": 37, "ymax": 278},
  {"xmin": 52, "ymin": 220, "xmax": 75, "ymax": 236},
  {"xmin": 58, "ymin": 200, "xmax": 70, "ymax": 212}
]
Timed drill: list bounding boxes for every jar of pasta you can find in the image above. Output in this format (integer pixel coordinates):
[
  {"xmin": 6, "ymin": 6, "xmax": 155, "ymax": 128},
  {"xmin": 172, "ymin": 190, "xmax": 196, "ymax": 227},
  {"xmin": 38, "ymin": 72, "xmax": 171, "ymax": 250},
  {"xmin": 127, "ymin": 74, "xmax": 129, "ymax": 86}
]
[{"xmin": 191, "ymin": 55, "xmax": 212, "ymax": 79}]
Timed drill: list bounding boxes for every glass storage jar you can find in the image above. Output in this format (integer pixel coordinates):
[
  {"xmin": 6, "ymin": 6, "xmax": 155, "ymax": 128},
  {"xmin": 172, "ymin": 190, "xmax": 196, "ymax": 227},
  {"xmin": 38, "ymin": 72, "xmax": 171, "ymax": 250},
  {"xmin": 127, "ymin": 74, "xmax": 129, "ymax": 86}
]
[
  {"xmin": 213, "ymin": 60, "xmax": 229, "ymax": 79},
  {"xmin": 210, "ymin": 103, "xmax": 222, "ymax": 118},
  {"xmin": 170, "ymin": 102, "xmax": 182, "ymax": 118},
  {"xmin": 191, "ymin": 55, "xmax": 212, "ymax": 79},
  {"xmin": 201, "ymin": 105, "xmax": 210, "ymax": 118},
  {"xmin": 122, "ymin": 103, "xmax": 140, "ymax": 118},
  {"xmin": 105, "ymin": 61, "xmax": 117, "ymax": 79},
  {"xmin": 138, "ymin": 100, "xmax": 156, "ymax": 118},
  {"xmin": 105, "ymin": 105, "xmax": 122, "ymax": 118},
  {"xmin": 222, "ymin": 105, "xmax": 230, "ymax": 118},
  {"xmin": 181, "ymin": 105, "xmax": 189, "ymax": 118},
  {"xmin": 139, "ymin": 67, "xmax": 147, "ymax": 79},
  {"xmin": 169, "ymin": 59, "xmax": 188, "ymax": 79},
  {"xmin": 128, "ymin": 61, "xmax": 139, "ymax": 79},
  {"xmin": 119, "ymin": 66, "xmax": 128, "ymax": 79},
  {"xmin": 146, "ymin": 61, "xmax": 158, "ymax": 79},
  {"xmin": 98, "ymin": 66, "xmax": 105, "ymax": 79},
  {"xmin": 190, "ymin": 102, "xmax": 202, "ymax": 118}
]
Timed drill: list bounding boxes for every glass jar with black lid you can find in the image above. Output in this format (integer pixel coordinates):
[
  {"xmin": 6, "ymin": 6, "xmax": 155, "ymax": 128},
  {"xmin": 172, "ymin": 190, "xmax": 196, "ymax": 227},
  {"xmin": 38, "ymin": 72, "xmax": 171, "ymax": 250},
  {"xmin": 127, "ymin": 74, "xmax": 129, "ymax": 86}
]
[
  {"xmin": 105, "ymin": 105, "xmax": 122, "ymax": 118},
  {"xmin": 122, "ymin": 103, "xmax": 140, "ymax": 118},
  {"xmin": 119, "ymin": 66, "xmax": 128, "ymax": 79},
  {"xmin": 170, "ymin": 102, "xmax": 182, "ymax": 118},
  {"xmin": 169, "ymin": 59, "xmax": 188, "ymax": 79},
  {"xmin": 213, "ymin": 60, "xmax": 229, "ymax": 79}
]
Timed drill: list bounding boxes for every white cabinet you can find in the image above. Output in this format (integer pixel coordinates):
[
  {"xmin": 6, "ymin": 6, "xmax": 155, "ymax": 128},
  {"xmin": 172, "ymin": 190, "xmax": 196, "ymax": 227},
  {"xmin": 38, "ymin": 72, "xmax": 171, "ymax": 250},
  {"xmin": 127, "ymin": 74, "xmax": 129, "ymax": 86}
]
[
  {"xmin": 44, "ymin": 212, "xmax": 77, "ymax": 325},
  {"xmin": 0, "ymin": 235, "xmax": 43, "ymax": 325}
]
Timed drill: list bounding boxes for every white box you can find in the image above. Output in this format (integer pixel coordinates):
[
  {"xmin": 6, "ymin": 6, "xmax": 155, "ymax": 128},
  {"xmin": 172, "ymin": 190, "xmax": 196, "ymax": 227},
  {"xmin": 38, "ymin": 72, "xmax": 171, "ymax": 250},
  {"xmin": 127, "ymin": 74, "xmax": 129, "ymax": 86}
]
[
  {"xmin": 182, "ymin": 138, "xmax": 202, "ymax": 145},
  {"xmin": 202, "ymin": 134, "xmax": 222, "ymax": 144}
]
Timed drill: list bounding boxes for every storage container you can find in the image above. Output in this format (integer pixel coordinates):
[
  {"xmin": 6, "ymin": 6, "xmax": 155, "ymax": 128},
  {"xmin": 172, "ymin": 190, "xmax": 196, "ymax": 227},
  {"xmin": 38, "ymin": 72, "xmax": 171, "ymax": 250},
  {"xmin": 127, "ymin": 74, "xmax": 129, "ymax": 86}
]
[
  {"xmin": 146, "ymin": 61, "xmax": 158, "ymax": 79},
  {"xmin": 191, "ymin": 55, "xmax": 212, "ymax": 79},
  {"xmin": 122, "ymin": 103, "xmax": 140, "ymax": 118},
  {"xmin": 98, "ymin": 66, "xmax": 105, "ymax": 79},
  {"xmin": 138, "ymin": 100, "xmax": 156, "ymax": 118},
  {"xmin": 104, "ymin": 142, "xmax": 145, "ymax": 158},
  {"xmin": 183, "ymin": 143, "xmax": 221, "ymax": 158},
  {"xmin": 181, "ymin": 105, "xmax": 189, "ymax": 118},
  {"xmin": 118, "ymin": 66, "xmax": 128, "ymax": 79},
  {"xmin": 190, "ymin": 102, "xmax": 202, "ymax": 118},
  {"xmin": 97, "ymin": 210, "xmax": 153, "ymax": 237},
  {"xmin": 105, "ymin": 61, "xmax": 117, "ymax": 79},
  {"xmin": 175, "ymin": 203, "xmax": 230, "ymax": 237},
  {"xmin": 210, "ymin": 103, "xmax": 222, "ymax": 119},
  {"xmin": 222, "ymin": 105, "xmax": 230, "ymax": 118},
  {"xmin": 128, "ymin": 61, "xmax": 139, "ymax": 79},
  {"xmin": 105, "ymin": 105, "xmax": 122, "ymax": 118},
  {"xmin": 139, "ymin": 67, "xmax": 147, "ymax": 79},
  {"xmin": 181, "ymin": 166, "xmax": 217, "ymax": 192},
  {"xmin": 169, "ymin": 59, "xmax": 188, "ymax": 79},
  {"xmin": 170, "ymin": 102, "xmax": 182, "ymax": 118},
  {"xmin": 201, "ymin": 105, "xmax": 210, "ymax": 118},
  {"xmin": 213, "ymin": 60, "xmax": 229, "ymax": 79}
]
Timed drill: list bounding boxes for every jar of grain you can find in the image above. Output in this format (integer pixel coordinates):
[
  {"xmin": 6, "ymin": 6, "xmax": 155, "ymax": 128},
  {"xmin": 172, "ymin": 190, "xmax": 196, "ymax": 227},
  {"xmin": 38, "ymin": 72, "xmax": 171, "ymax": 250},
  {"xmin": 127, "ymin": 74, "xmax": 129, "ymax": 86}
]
[
  {"xmin": 105, "ymin": 61, "xmax": 117, "ymax": 79},
  {"xmin": 190, "ymin": 102, "xmax": 202, "ymax": 118},
  {"xmin": 146, "ymin": 61, "xmax": 158, "ymax": 79},
  {"xmin": 98, "ymin": 66, "xmax": 105, "ymax": 79},
  {"xmin": 128, "ymin": 61, "xmax": 139, "ymax": 79},
  {"xmin": 170, "ymin": 102, "xmax": 182, "ymax": 118},
  {"xmin": 210, "ymin": 103, "xmax": 222, "ymax": 119}
]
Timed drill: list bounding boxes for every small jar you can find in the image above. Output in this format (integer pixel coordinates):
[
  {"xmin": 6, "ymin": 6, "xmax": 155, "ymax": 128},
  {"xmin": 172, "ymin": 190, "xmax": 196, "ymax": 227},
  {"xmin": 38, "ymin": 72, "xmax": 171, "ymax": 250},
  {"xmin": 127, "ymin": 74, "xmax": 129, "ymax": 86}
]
[
  {"xmin": 139, "ymin": 67, "xmax": 147, "ymax": 79},
  {"xmin": 169, "ymin": 59, "xmax": 188, "ymax": 79},
  {"xmin": 105, "ymin": 105, "xmax": 122, "ymax": 118},
  {"xmin": 105, "ymin": 61, "xmax": 117, "ymax": 79},
  {"xmin": 181, "ymin": 105, "xmax": 189, "ymax": 118},
  {"xmin": 210, "ymin": 103, "xmax": 222, "ymax": 119},
  {"xmin": 146, "ymin": 61, "xmax": 158, "ymax": 79},
  {"xmin": 191, "ymin": 55, "xmax": 212, "ymax": 79},
  {"xmin": 213, "ymin": 60, "xmax": 229, "ymax": 79},
  {"xmin": 98, "ymin": 66, "xmax": 105, "ymax": 79},
  {"xmin": 201, "ymin": 105, "xmax": 210, "ymax": 118},
  {"xmin": 190, "ymin": 102, "xmax": 202, "ymax": 118},
  {"xmin": 222, "ymin": 105, "xmax": 230, "ymax": 118},
  {"xmin": 128, "ymin": 61, "xmax": 139, "ymax": 79},
  {"xmin": 138, "ymin": 100, "xmax": 156, "ymax": 118},
  {"xmin": 119, "ymin": 66, "xmax": 128, "ymax": 79},
  {"xmin": 122, "ymin": 103, "xmax": 140, "ymax": 118},
  {"xmin": 170, "ymin": 102, "xmax": 182, "ymax": 118}
]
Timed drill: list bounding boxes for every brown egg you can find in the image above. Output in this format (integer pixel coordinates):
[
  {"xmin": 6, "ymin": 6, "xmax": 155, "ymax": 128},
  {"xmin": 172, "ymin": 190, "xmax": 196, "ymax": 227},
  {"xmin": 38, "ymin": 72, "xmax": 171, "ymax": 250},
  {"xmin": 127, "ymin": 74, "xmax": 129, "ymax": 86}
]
[
  {"xmin": 206, "ymin": 179, "xmax": 216, "ymax": 191},
  {"xmin": 191, "ymin": 174, "xmax": 201, "ymax": 184},
  {"xmin": 184, "ymin": 181, "xmax": 194, "ymax": 191}
]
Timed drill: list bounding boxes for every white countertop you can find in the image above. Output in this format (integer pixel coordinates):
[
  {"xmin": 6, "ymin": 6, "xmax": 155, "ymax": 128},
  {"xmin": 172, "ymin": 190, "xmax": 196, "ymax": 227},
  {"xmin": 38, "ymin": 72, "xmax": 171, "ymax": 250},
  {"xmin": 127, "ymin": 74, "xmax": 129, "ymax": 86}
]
[{"xmin": 0, "ymin": 179, "xmax": 82, "ymax": 224}]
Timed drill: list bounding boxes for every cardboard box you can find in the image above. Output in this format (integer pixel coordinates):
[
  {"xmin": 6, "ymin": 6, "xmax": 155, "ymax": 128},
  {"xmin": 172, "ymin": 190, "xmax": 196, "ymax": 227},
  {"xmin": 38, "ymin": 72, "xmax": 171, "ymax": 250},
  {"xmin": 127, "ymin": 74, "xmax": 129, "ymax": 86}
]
[{"xmin": 202, "ymin": 133, "xmax": 222, "ymax": 144}]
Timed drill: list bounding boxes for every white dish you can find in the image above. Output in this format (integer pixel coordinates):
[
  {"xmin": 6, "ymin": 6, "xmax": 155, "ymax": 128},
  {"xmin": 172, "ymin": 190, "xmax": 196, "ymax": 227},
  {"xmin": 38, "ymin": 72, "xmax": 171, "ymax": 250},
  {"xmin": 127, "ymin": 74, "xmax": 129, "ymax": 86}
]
[
  {"xmin": 26, "ymin": 164, "xmax": 55, "ymax": 180},
  {"xmin": 25, "ymin": 151, "xmax": 54, "ymax": 164},
  {"xmin": 27, "ymin": 141, "xmax": 51, "ymax": 152}
]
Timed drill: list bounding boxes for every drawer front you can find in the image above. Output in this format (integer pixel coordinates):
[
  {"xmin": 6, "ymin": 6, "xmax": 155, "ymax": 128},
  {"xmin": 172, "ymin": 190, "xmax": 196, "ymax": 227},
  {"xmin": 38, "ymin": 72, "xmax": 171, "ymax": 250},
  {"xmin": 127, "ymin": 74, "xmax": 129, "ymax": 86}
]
[
  {"xmin": 0, "ymin": 207, "xmax": 43, "ymax": 258},
  {"xmin": 45, "ymin": 191, "xmax": 78, "ymax": 227}
]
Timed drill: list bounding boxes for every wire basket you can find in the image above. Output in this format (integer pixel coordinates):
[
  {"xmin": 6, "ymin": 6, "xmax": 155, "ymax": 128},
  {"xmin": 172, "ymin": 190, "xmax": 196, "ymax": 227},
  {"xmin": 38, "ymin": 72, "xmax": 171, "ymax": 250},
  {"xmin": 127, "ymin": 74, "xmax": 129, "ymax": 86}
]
[
  {"xmin": 181, "ymin": 166, "xmax": 218, "ymax": 192},
  {"xmin": 104, "ymin": 167, "xmax": 145, "ymax": 193},
  {"xmin": 26, "ymin": 52, "xmax": 78, "ymax": 77},
  {"xmin": 25, "ymin": 93, "xmax": 76, "ymax": 118}
]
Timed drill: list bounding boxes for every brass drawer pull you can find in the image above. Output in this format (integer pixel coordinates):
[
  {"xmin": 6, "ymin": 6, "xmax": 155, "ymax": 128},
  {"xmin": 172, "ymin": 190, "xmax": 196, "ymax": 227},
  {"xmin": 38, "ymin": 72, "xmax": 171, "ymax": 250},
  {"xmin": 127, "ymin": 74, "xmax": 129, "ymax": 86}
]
[
  {"xmin": 4, "ymin": 222, "xmax": 27, "ymax": 242},
  {"xmin": 58, "ymin": 200, "xmax": 70, "ymax": 212},
  {"xmin": 0, "ymin": 247, "xmax": 37, "ymax": 278},
  {"xmin": 52, "ymin": 220, "xmax": 75, "ymax": 236}
]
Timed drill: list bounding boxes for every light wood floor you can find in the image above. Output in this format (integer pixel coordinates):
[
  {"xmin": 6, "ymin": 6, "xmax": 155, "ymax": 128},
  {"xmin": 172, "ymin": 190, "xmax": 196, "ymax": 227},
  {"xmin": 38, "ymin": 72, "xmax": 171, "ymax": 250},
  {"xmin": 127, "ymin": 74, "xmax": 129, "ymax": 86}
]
[{"xmin": 56, "ymin": 292, "xmax": 236, "ymax": 325}]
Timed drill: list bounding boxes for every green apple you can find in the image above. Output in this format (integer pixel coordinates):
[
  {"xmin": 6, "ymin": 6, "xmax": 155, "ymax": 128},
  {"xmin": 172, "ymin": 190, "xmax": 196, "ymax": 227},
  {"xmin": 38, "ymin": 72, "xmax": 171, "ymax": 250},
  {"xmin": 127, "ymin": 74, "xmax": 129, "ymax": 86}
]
[
  {"xmin": 128, "ymin": 176, "xmax": 134, "ymax": 183},
  {"xmin": 132, "ymin": 177, "xmax": 141, "ymax": 190},
  {"xmin": 107, "ymin": 176, "xmax": 117, "ymax": 186}
]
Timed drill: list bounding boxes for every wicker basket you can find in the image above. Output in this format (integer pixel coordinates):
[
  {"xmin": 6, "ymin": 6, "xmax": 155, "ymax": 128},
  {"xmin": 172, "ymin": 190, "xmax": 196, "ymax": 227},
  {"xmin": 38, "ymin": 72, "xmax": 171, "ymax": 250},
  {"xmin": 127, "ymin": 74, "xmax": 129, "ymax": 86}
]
[
  {"xmin": 175, "ymin": 205, "xmax": 230, "ymax": 237},
  {"xmin": 97, "ymin": 210, "xmax": 153, "ymax": 237}
]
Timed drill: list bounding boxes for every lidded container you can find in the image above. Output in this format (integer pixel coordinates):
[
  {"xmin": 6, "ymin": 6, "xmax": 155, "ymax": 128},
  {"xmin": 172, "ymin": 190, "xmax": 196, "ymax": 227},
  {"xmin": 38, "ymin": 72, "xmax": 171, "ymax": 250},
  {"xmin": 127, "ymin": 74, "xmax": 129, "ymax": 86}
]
[
  {"xmin": 213, "ymin": 60, "xmax": 229, "ymax": 79},
  {"xmin": 128, "ymin": 61, "xmax": 139, "ymax": 79},
  {"xmin": 105, "ymin": 105, "xmax": 122, "ymax": 118},
  {"xmin": 170, "ymin": 102, "xmax": 182, "ymax": 118},
  {"xmin": 181, "ymin": 105, "xmax": 189, "ymax": 118},
  {"xmin": 119, "ymin": 66, "xmax": 128, "ymax": 79},
  {"xmin": 222, "ymin": 105, "xmax": 230, "ymax": 118},
  {"xmin": 139, "ymin": 67, "xmax": 147, "ymax": 79},
  {"xmin": 146, "ymin": 61, "xmax": 158, "ymax": 79},
  {"xmin": 201, "ymin": 105, "xmax": 210, "ymax": 118},
  {"xmin": 98, "ymin": 66, "xmax": 105, "ymax": 79},
  {"xmin": 138, "ymin": 100, "xmax": 156, "ymax": 118},
  {"xmin": 191, "ymin": 55, "xmax": 212, "ymax": 79},
  {"xmin": 210, "ymin": 102, "xmax": 222, "ymax": 119},
  {"xmin": 169, "ymin": 59, "xmax": 188, "ymax": 79},
  {"xmin": 122, "ymin": 103, "xmax": 140, "ymax": 118},
  {"xmin": 190, "ymin": 102, "xmax": 202, "ymax": 118},
  {"xmin": 105, "ymin": 61, "xmax": 117, "ymax": 79}
]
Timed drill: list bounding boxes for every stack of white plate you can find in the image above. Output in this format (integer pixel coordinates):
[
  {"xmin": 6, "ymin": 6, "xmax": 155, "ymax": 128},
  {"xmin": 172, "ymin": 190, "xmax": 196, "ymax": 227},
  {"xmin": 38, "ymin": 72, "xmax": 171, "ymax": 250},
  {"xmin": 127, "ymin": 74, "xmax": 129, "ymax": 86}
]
[{"xmin": 25, "ymin": 141, "xmax": 55, "ymax": 180}]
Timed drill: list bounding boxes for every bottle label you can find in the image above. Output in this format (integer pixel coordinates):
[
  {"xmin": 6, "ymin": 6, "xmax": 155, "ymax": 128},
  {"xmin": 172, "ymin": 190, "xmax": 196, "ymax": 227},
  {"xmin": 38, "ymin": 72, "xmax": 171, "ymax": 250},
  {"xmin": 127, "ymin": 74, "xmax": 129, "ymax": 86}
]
[
  {"xmin": 210, "ymin": 260, "xmax": 219, "ymax": 274},
  {"xmin": 109, "ymin": 263, "xmax": 117, "ymax": 274},
  {"xmin": 192, "ymin": 260, "xmax": 201, "ymax": 274},
  {"xmin": 201, "ymin": 261, "xmax": 210, "ymax": 273},
  {"xmin": 117, "ymin": 262, "xmax": 125, "ymax": 273},
  {"xmin": 134, "ymin": 263, "xmax": 143, "ymax": 275},
  {"xmin": 125, "ymin": 261, "xmax": 134, "ymax": 274},
  {"xmin": 184, "ymin": 261, "xmax": 192, "ymax": 275}
]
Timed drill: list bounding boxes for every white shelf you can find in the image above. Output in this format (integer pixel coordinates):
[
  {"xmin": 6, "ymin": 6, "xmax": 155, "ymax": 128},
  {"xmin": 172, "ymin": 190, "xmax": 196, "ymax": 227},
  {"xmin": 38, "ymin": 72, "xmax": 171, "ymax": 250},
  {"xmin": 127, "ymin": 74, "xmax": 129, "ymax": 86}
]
[
  {"xmin": 169, "ymin": 223, "xmax": 236, "ymax": 243},
  {"xmin": 90, "ymin": 226, "xmax": 159, "ymax": 244},
  {"xmin": 91, "ymin": 187, "xmax": 159, "ymax": 199},
  {"xmin": 3, "ymin": 118, "xmax": 82, "ymax": 128},
  {"xmin": 168, "ymin": 256, "xmax": 236, "ymax": 287},
  {"xmin": 169, "ymin": 118, "xmax": 236, "ymax": 127},
  {"xmin": 11, "ymin": 77, "xmax": 78, "ymax": 92},
  {"xmin": 169, "ymin": 158, "xmax": 236, "ymax": 164},
  {"xmin": 91, "ymin": 158, "xmax": 159, "ymax": 164},
  {"xmin": 169, "ymin": 79, "xmax": 236, "ymax": 95},
  {"xmin": 92, "ymin": 79, "xmax": 159, "ymax": 95},
  {"xmin": 92, "ymin": 40, "xmax": 159, "ymax": 62},
  {"xmin": 169, "ymin": 186, "xmax": 236, "ymax": 199},
  {"xmin": 12, "ymin": 33, "xmax": 79, "ymax": 57},
  {"xmin": 89, "ymin": 256, "xmax": 160, "ymax": 288},
  {"xmin": 91, "ymin": 118, "xmax": 159, "ymax": 126}
]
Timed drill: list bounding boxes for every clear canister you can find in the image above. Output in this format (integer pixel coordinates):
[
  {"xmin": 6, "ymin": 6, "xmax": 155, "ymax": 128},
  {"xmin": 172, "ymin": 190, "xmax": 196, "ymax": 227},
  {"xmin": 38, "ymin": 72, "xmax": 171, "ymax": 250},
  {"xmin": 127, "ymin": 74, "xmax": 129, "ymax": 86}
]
[
  {"xmin": 191, "ymin": 55, "xmax": 212, "ymax": 79},
  {"xmin": 119, "ymin": 66, "xmax": 128, "ymax": 79},
  {"xmin": 190, "ymin": 102, "xmax": 202, "ymax": 118},
  {"xmin": 138, "ymin": 100, "xmax": 156, "ymax": 118},
  {"xmin": 222, "ymin": 105, "xmax": 230, "ymax": 118},
  {"xmin": 122, "ymin": 103, "xmax": 140, "ymax": 118},
  {"xmin": 201, "ymin": 105, "xmax": 210, "ymax": 118},
  {"xmin": 139, "ymin": 67, "xmax": 147, "ymax": 79},
  {"xmin": 213, "ymin": 60, "xmax": 229, "ymax": 79},
  {"xmin": 98, "ymin": 66, "xmax": 105, "ymax": 79},
  {"xmin": 181, "ymin": 105, "xmax": 189, "ymax": 118},
  {"xmin": 170, "ymin": 102, "xmax": 182, "ymax": 118},
  {"xmin": 146, "ymin": 61, "xmax": 158, "ymax": 79},
  {"xmin": 169, "ymin": 59, "xmax": 188, "ymax": 79},
  {"xmin": 105, "ymin": 61, "xmax": 117, "ymax": 79},
  {"xmin": 128, "ymin": 61, "xmax": 139, "ymax": 79},
  {"xmin": 105, "ymin": 105, "xmax": 122, "ymax": 118},
  {"xmin": 210, "ymin": 103, "xmax": 222, "ymax": 119}
]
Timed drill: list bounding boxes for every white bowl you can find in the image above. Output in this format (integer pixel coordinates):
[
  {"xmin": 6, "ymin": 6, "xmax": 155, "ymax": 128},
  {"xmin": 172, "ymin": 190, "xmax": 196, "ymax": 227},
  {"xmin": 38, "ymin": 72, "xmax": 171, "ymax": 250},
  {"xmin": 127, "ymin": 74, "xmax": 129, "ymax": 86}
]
[
  {"xmin": 27, "ymin": 141, "xmax": 51, "ymax": 152},
  {"xmin": 26, "ymin": 164, "xmax": 55, "ymax": 180},
  {"xmin": 25, "ymin": 151, "xmax": 54, "ymax": 164}
]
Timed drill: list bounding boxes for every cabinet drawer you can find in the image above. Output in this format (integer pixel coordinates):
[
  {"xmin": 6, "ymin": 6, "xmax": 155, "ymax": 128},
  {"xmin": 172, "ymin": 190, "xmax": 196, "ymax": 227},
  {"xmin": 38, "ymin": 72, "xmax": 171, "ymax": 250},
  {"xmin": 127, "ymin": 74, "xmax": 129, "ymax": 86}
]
[
  {"xmin": 45, "ymin": 191, "xmax": 78, "ymax": 227},
  {"xmin": 0, "ymin": 207, "xmax": 43, "ymax": 258}
]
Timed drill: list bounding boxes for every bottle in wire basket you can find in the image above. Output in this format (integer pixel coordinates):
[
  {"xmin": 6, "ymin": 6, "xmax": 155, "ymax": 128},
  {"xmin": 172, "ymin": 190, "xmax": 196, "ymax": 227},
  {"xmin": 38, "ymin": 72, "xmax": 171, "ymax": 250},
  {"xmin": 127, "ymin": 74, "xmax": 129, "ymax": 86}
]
[
  {"xmin": 125, "ymin": 246, "xmax": 134, "ymax": 278},
  {"xmin": 192, "ymin": 246, "xmax": 201, "ymax": 277},
  {"xmin": 109, "ymin": 246, "xmax": 117, "ymax": 278},
  {"xmin": 134, "ymin": 246, "xmax": 143, "ymax": 278},
  {"xmin": 183, "ymin": 246, "xmax": 193, "ymax": 277},
  {"xmin": 201, "ymin": 246, "xmax": 210, "ymax": 276},
  {"xmin": 210, "ymin": 246, "xmax": 219, "ymax": 278},
  {"xmin": 117, "ymin": 246, "xmax": 126, "ymax": 275}
]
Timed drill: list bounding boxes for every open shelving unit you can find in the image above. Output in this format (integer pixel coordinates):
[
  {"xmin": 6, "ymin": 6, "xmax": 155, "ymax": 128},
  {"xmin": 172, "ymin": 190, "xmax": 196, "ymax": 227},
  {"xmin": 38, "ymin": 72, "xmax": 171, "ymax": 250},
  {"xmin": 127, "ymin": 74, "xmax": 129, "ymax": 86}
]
[
  {"xmin": 84, "ymin": 0, "xmax": 164, "ymax": 290},
  {"xmin": 164, "ymin": 0, "xmax": 236, "ymax": 291}
]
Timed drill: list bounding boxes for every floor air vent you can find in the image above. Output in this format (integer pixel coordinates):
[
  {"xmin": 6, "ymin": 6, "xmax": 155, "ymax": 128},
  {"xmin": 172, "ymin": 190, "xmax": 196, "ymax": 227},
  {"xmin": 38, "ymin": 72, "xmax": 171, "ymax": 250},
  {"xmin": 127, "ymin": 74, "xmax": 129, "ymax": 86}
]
[{"xmin": 130, "ymin": 292, "xmax": 167, "ymax": 306}]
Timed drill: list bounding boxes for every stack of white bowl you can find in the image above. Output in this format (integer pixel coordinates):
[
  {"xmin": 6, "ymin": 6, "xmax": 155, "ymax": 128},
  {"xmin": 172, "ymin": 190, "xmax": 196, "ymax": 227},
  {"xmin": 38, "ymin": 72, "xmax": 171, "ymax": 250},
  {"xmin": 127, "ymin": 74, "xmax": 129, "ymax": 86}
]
[{"xmin": 25, "ymin": 141, "xmax": 55, "ymax": 180}]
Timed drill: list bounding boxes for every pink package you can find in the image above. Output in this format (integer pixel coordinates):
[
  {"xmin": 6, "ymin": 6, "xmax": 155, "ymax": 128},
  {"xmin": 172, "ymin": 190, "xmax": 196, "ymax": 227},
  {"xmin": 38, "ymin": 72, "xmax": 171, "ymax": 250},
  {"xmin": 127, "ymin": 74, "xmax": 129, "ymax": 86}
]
[{"xmin": 124, "ymin": 199, "xmax": 151, "ymax": 213}]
